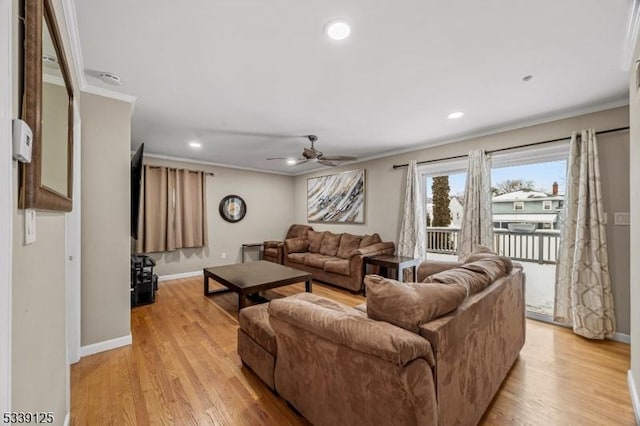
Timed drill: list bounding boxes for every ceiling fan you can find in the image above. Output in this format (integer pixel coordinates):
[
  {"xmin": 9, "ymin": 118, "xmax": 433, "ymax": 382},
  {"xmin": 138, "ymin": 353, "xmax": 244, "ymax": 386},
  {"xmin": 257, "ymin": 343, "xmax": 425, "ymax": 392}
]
[{"xmin": 267, "ymin": 135, "xmax": 358, "ymax": 167}]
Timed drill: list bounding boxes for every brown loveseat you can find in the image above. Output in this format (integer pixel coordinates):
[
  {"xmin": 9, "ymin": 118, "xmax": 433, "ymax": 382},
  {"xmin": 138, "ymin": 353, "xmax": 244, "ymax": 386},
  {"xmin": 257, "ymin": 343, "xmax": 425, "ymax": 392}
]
[
  {"xmin": 282, "ymin": 229, "xmax": 395, "ymax": 292},
  {"xmin": 238, "ymin": 253, "xmax": 525, "ymax": 426}
]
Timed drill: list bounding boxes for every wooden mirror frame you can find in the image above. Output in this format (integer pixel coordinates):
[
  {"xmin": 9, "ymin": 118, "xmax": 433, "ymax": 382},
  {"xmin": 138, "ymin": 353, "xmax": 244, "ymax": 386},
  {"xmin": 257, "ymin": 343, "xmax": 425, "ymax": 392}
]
[{"xmin": 19, "ymin": 0, "xmax": 74, "ymax": 212}]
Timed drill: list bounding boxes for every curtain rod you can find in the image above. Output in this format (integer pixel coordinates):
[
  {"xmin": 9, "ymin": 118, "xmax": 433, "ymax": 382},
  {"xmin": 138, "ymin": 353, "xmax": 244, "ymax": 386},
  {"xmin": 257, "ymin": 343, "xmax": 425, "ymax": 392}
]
[
  {"xmin": 147, "ymin": 165, "xmax": 215, "ymax": 176},
  {"xmin": 392, "ymin": 126, "xmax": 630, "ymax": 169}
]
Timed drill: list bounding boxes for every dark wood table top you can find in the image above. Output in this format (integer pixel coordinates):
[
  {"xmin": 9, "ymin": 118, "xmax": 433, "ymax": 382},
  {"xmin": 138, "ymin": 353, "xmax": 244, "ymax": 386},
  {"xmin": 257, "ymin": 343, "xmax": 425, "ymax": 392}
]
[
  {"xmin": 364, "ymin": 255, "xmax": 421, "ymax": 268},
  {"xmin": 203, "ymin": 260, "xmax": 311, "ymax": 292}
]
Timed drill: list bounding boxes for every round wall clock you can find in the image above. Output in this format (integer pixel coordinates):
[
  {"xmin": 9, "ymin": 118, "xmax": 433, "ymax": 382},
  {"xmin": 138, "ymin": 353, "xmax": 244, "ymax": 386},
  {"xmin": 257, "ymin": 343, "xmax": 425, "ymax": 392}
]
[{"xmin": 219, "ymin": 195, "xmax": 246, "ymax": 223}]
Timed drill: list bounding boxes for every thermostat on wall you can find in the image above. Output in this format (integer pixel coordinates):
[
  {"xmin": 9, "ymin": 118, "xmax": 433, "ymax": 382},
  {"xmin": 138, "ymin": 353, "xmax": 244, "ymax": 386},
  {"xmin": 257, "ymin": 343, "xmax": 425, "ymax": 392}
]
[{"xmin": 12, "ymin": 119, "xmax": 33, "ymax": 163}]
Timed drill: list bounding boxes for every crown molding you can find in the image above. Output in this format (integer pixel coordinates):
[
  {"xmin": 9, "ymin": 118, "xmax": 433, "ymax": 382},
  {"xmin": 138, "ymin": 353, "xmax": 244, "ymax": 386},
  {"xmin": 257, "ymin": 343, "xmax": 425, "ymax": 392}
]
[
  {"xmin": 81, "ymin": 84, "xmax": 137, "ymax": 106},
  {"xmin": 622, "ymin": 0, "xmax": 640, "ymax": 70},
  {"xmin": 141, "ymin": 152, "xmax": 294, "ymax": 176},
  {"xmin": 292, "ymin": 98, "xmax": 629, "ymax": 176}
]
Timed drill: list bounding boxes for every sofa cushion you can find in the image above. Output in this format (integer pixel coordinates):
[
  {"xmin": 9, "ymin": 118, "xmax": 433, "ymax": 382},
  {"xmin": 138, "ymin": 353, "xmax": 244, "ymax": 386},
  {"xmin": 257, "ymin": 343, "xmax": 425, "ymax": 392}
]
[
  {"xmin": 423, "ymin": 256, "xmax": 513, "ymax": 295},
  {"xmin": 305, "ymin": 253, "xmax": 335, "ymax": 269},
  {"xmin": 360, "ymin": 233, "xmax": 382, "ymax": 248},
  {"xmin": 287, "ymin": 253, "xmax": 307, "ymax": 264},
  {"xmin": 337, "ymin": 233, "xmax": 362, "ymax": 259},
  {"xmin": 308, "ymin": 230, "xmax": 326, "ymax": 253},
  {"xmin": 463, "ymin": 245, "xmax": 500, "ymax": 263},
  {"xmin": 324, "ymin": 259, "xmax": 350, "ymax": 276},
  {"xmin": 285, "ymin": 237, "xmax": 309, "ymax": 253},
  {"xmin": 319, "ymin": 232, "xmax": 342, "ymax": 256},
  {"xmin": 365, "ymin": 275, "xmax": 467, "ymax": 333},
  {"xmin": 238, "ymin": 304, "xmax": 277, "ymax": 355},
  {"xmin": 269, "ymin": 295, "xmax": 434, "ymax": 367}
]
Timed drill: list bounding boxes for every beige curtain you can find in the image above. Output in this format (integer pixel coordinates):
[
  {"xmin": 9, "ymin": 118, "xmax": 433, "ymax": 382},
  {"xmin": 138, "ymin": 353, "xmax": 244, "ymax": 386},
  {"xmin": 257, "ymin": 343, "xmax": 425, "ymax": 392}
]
[
  {"xmin": 554, "ymin": 129, "xmax": 614, "ymax": 339},
  {"xmin": 458, "ymin": 150, "xmax": 493, "ymax": 259},
  {"xmin": 135, "ymin": 166, "xmax": 208, "ymax": 253},
  {"xmin": 398, "ymin": 160, "xmax": 427, "ymax": 261}
]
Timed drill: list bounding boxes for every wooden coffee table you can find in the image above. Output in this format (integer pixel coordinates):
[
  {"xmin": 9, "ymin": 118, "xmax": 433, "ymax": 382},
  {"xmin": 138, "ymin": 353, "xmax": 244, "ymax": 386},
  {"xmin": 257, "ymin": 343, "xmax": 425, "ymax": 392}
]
[{"xmin": 203, "ymin": 260, "xmax": 312, "ymax": 311}]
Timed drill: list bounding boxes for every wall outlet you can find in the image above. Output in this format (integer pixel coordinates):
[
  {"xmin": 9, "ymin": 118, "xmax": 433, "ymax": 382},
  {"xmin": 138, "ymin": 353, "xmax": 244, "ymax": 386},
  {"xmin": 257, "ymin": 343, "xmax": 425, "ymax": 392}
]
[
  {"xmin": 613, "ymin": 212, "xmax": 630, "ymax": 226},
  {"xmin": 221, "ymin": 252, "xmax": 226, "ymax": 259}
]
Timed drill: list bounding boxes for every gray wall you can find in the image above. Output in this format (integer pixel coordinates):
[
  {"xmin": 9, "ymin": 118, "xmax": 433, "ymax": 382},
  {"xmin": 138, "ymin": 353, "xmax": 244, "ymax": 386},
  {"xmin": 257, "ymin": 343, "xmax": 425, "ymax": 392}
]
[
  {"xmin": 293, "ymin": 106, "xmax": 631, "ymax": 334},
  {"xmin": 9, "ymin": 0, "xmax": 71, "ymax": 423},
  {"xmin": 141, "ymin": 157, "xmax": 294, "ymax": 276},
  {"xmin": 80, "ymin": 92, "xmax": 132, "ymax": 346},
  {"xmin": 629, "ymin": 29, "xmax": 640, "ymax": 409}
]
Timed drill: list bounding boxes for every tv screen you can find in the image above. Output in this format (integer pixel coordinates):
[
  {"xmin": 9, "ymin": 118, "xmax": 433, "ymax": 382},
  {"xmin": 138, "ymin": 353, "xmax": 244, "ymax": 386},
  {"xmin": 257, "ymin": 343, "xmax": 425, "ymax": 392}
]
[{"xmin": 131, "ymin": 143, "xmax": 144, "ymax": 239}]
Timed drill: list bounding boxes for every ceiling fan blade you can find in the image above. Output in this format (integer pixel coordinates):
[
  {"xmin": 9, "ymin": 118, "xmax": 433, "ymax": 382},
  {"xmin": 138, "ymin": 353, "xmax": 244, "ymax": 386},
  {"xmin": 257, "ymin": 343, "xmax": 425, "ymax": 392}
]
[
  {"xmin": 318, "ymin": 160, "xmax": 339, "ymax": 167},
  {"xmin": 318, "ymin": 155, "xmax": 358, "ymax": 162},
  {"xmin": 289, "ymin": 159, "xmax": 309, "ymax": 166},
  {"xmin": 266, "ymin": 157, "xmax": 288, "ymax": 160}
]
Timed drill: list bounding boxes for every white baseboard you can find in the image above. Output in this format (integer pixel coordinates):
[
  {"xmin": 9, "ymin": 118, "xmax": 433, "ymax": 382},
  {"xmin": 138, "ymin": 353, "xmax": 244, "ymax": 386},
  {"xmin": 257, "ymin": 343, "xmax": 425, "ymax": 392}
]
[
  {"xmin": 613, "ymin": 332, "xmax": 631, "ymax": 344},
  {"xmin": 63, "ymin": 412, "xmax": 70, "ymax": 426},
  {"xmin": 158, "ymin": 270, "xmax": 203, "ymax": 282},
  {"xmin": 628, "ymin": 370, "xmax": 640, "ymax": 424},
  {"xmin": 80, "ymin": 334, "xmax": 132, "ymax": 357}
]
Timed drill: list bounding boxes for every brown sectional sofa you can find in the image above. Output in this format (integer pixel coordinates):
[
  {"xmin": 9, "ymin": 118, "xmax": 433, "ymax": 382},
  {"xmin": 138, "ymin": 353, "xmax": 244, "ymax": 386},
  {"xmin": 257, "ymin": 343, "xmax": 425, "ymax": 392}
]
[
  {"xmin": 237, "ymin": 255, "xmax": 526, "ymax": 426},
  {"xmin": 282, "ymin": 229, "xmax": 395, "ymax": 292}
]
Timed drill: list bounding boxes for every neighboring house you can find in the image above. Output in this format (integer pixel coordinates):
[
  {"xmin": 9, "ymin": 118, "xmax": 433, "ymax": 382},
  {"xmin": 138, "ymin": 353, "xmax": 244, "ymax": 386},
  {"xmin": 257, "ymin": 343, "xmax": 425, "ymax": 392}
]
[
  {"xmin": 426, "ymin": 196, "xmax": 464, "ymax": 227},
  {"xmin": 492, "ymin": 188, "xmax": 564, "ymax": 230}
]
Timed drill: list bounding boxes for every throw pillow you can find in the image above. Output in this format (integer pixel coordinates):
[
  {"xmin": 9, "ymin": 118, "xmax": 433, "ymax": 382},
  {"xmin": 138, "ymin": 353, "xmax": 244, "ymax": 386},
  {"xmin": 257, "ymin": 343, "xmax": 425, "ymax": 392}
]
[
  {"xmin": 360, "ymin": 233, "xmax": 382, "ymax": 248},
  {"xmin": 319, "ymin": 232, "xmax": 342, "ymax": 256},
  {"xmin": 285, "ymin": 237, "xmax": 309, "ymax": 253},
  {"xmin": 365, "ymin": 275, "xmax": 467, "ymax": 333},
  {"xmin": 307, "ymin": 230, "xmax": 326, "ymax": 253},
  {"xmin": 337, "ymin": 233, "xmax": 363, "ymax": 258}
]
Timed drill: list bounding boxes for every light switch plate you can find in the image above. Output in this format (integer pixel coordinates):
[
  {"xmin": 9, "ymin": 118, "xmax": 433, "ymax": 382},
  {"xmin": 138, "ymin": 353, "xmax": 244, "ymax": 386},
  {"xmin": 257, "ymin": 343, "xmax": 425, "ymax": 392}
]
[
  {"xmin": 614, "ymin": 212, "xmax": 630, "ymax": 226},
  {"xmin": 25, "ymin": 209, "xmax": 36, "ymax": 245}
]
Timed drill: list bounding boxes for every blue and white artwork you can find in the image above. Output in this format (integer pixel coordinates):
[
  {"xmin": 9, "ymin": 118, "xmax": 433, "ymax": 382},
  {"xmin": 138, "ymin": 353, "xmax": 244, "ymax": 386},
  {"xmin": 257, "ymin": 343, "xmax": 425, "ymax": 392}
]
[{"xmin": 307, "ymin": 169, "xmax": 365, "ymax": 223}]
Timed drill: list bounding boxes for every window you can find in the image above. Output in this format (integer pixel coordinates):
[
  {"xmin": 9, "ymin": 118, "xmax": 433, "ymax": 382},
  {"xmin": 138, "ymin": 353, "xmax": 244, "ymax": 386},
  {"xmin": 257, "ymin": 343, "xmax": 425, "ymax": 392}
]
[
  {"xmin": 513, "ymin": 201, "xmax": 524, "ymax": 211},
  {"xmin": 556, "ymin": 200, "xmax": 564, "ymax": 209},
  {"xmin": 542, "ymin": 200, "xmax": 552, "ymax": 210}
]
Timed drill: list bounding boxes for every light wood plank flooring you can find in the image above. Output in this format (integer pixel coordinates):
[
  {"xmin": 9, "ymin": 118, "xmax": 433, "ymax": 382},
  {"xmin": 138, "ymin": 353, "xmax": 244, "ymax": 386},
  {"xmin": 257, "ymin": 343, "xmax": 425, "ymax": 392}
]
[{"xmin": 71, "ymin": 277, "xmax": 636, "ymax": 425}]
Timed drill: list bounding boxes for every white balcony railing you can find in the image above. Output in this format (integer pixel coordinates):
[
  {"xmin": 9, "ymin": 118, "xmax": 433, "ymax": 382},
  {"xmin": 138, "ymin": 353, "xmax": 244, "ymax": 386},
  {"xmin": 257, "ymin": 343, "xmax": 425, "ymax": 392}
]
[{"xmin": 426, "ymin": 227, "xmax": 561, "ymax": 264}]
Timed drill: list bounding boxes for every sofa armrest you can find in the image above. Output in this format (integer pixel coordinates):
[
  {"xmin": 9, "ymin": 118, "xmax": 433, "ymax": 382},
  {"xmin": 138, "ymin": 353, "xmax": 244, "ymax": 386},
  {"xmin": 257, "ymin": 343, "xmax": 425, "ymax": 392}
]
[
  {"xmin": 268, "ymin": 297, "xmax": 434, "ymax": 367},
  {"xmin": 416, "ymin": 260, "xmax": 464, "ymax": 282},
  {"xmin": 263, "ymin": 240, "xmax": 283, "ymax": 249},
  {"xmin": 352, "ymin": 241, "xmax": 395, "ymax": 257}
]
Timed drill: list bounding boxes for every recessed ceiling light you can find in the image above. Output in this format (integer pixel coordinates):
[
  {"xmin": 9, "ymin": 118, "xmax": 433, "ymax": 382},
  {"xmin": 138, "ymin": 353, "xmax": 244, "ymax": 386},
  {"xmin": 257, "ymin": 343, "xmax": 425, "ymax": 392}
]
[
  {"xmin": 325, "ymin": 20, "xmax": 351, "ymax": 41},
  {"xmin": 286, "ymin": 158, "xmax": 297, "ymax": 165},
  {"xmin": 189, "ymin": 141, "xmax": 202, "ymax": 149},
  {"xmin": 522, "ymin": 75, "xmax": 533, "ymax": 82},
  {"xmin": 99, "ymin": 72, "xmax": 122, "ymax": 86},
  {"xmin": 447, "ymin": 111, "xmax": 464, "ymax": 119}
]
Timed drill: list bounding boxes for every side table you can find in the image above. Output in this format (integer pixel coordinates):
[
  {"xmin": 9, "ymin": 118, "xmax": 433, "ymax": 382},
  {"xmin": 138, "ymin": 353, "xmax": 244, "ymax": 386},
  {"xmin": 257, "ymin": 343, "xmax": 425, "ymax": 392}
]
[
  {"xmin": 363, "ymin": 255, "xmax": 421, "ymax": 283},
  {"xmin": 242, "ymin": 243, "xmax": 264, "ymax": 263}
]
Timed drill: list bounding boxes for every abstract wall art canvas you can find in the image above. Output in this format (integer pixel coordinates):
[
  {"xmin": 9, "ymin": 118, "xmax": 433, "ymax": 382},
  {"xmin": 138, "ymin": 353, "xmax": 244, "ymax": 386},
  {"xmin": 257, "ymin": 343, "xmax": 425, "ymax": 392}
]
[{"xmin": 307, "ymin": 169, "xmax": 365, "ymax": 223}]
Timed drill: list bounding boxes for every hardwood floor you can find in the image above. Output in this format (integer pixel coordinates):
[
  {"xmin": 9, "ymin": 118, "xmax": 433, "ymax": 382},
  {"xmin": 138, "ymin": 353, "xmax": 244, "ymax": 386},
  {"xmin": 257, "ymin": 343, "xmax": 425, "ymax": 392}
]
[{"xmin": 71, "ymin": 277, "xmax": 636, "ymax": 425}]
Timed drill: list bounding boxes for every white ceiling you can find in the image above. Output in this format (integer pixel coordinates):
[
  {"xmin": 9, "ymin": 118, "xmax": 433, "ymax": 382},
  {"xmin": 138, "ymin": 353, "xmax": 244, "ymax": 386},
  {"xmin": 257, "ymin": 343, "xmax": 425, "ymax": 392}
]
[{"xmin": 74, "ymin": 0, "xmax": 631, "ymax": 174}]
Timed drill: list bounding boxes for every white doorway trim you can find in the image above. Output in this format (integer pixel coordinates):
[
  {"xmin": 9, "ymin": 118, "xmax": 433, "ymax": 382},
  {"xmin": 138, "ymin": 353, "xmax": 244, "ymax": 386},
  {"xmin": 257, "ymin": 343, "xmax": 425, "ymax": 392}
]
[{"xmin": 0, "ymin": 0, "xmax": 13, "ymax": 414}]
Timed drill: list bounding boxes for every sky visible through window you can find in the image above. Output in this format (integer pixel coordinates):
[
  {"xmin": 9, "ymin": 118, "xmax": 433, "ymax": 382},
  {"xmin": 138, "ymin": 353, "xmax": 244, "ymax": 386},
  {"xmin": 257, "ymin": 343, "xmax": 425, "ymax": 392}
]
[{"xmin": 425, "ymin": 160, "xmax": 567, "ymax": 199}]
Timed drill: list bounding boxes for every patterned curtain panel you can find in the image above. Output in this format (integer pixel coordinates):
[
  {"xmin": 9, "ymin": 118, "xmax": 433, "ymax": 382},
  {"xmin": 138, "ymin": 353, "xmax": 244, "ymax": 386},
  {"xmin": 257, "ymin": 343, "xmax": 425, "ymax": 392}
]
[
  {"xmin": 398, "ymin": 161, "xmax": 427, "ymax": 260},
  {"xmin": 458, "ymin": 150, "xmax": 493, "ymax": 260},
  {"xmin": 135, "ymin": 165, "xmax": 208, "ymax": 253},
  {"xmin": 554, "ymin": 129, "xmax": 615, "ymax": 339}
]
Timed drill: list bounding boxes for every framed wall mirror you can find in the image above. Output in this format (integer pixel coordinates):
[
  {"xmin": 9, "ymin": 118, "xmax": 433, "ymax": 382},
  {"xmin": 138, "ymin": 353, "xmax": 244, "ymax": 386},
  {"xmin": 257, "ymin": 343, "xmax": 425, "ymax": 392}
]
[{"xmin": 19, "ymin": 0, "xmax": 74, "ymax": 212}]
